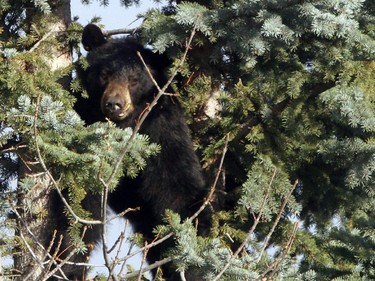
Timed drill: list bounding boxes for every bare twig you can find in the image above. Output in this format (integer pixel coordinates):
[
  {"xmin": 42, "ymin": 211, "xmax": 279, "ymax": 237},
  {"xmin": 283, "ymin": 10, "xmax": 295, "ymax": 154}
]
[
  {"xmin": 98, "ymin": 178, "xmax": 121, "ymax": 281},
  {"xmin": 103, "ymin": 27, "xmax": 136, "ymax": 37},
  {"xmin": 120, "ymin": 257, "xmax": 172, "ymax": 279},
  {"xmin": 42, "ymin": 227, "xmax": 88, "ymax": 281},
  {"xmin": 10, "ymin": 202, "xmax": 68, "ymax": 280},
  {"xmin": 212, "ymin": 169, "xmax": 278, "ymax": 281},
  {"xmin": 190, "ymin": 134, "xmax": 229, "ymax": 222},
  {"xmin": 39, "ymin": 233, "xmax": 63, "ymax": 280},
  {"xmin": 260, "ymin": 221, "xmax": 299, "ymax": 280},
  {"xmin": 119, "ymin": 232, "xmax": 173, "ymax": 263},
  {"xmin": 137, "ymin": 242, "xmax": 149, "ymax": 281},
  {"xmin": 256, "ymin": 179, "xmax": 299, "ymax": 263},
  {"xmin": 104, "ymin": 18, "xmax": 198, "ymax": 190},
  {"xmin": 114, "ymin": 220, "xmax": 130, "ymax": 277},
  {"xmin": 107, "ymin": 207, "xmax": 140, "ymax": 223}
]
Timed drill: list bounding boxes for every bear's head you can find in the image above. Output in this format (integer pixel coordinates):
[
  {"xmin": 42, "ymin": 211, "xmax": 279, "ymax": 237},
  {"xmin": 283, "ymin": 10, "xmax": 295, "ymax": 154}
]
[{"xmin": 81, "ymin": 24, "xmax": 167, "ymax": 124}]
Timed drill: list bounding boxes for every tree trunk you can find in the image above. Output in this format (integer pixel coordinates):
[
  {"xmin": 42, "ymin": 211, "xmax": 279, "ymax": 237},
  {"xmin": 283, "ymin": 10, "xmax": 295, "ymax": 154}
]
[{"xmin": 13, "ymin": 1, "xmax": 72, "ymax": 280}]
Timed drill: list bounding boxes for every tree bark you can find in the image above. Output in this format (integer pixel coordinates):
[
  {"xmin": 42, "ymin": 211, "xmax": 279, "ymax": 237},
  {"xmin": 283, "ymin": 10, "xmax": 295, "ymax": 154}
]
[{"xmin": 13, "ymin": 1, "xmax": 72, "ymax": 280}]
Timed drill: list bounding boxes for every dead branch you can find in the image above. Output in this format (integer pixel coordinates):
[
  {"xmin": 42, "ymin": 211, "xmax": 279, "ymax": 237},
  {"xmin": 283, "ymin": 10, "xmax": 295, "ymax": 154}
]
[
  {"xmin": 9, "ymin": 202, "xmax": 68, "ymax": 280},
  {"xmin": 104, "ymin": 17, "xmax": 198, "ymax": 189},
  {"xmin": 120, "ymin": 257, "xmax": 173, "ymax": 279},
  {"xmin": 256, "ymin": 179, "xmax": 299, "ymax": 263},
  {"xmin": 137, "ymin": 241, "xmax": 149, "ymax": 281},
  {"xmin": 260, "ymin": 221, "xmax": 299, "ymax": 280},
  {"xmin": 42, "ymin": 227, "xmax": 88, "ymax": 281},
  {"xmin": 190, "ymin": 134, "xmax": 229, "ymax": 222},
  {"xmin": 212, "ymin": 169, "xmax": 278, "ymax": 281},
  {"xmin": 103, "ymin": 27, "xmax": 137, "ymax": 37}
]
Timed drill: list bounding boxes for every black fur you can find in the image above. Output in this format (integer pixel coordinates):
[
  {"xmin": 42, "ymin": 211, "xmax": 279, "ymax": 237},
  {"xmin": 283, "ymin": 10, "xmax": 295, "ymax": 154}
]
[{"xmin": 54, "ymin": 24, "xmax": 210, "ymax": 280}]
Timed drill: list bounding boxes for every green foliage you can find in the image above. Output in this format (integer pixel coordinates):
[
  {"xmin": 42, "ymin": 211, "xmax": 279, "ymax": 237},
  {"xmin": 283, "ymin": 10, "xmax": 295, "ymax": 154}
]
[
  {"xmin": 0, "ymin": 1, "xmax": 161, "ymax": 275},
  {"xmin": 141, "ymin": 0, "xmax": 375, "ymax": 279},
  {"xmin": 2, "ymin": 0, "xmax": 375, "ymax": 280}
]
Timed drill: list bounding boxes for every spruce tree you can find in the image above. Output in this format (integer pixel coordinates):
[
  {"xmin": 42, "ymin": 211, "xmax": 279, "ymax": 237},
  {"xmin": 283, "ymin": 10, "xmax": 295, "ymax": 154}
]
[{"xmin": 1, "ymin": 0, "xmax": 375, "ymax": 280}]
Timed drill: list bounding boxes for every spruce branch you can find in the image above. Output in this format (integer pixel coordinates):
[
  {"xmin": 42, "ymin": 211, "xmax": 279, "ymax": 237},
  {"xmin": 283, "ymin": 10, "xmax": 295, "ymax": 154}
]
[
  {"xmin": 31, "ymin": 94, "xmax": 102, "ymax": 225},
  {"xmin": 260, "ymin": 221, "xmax": 299, "ymax": 280},
  {"xmin": 190, "ymin": 133, "xmax": 229, "ymax": 222},
  {"xmin": 213, "ymin": 169, "xmax": 278, "ymax": 281},
  {"xmin": 256, "ymin": 179, "xmax": 299, "ymax": 263}
]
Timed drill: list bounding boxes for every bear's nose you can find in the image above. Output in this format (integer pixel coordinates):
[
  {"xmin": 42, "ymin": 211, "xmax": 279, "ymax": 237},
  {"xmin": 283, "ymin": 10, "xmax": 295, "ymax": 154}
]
[{"xmin": 103, "ymin": 96, "xmax": 124, "ymax": 114}]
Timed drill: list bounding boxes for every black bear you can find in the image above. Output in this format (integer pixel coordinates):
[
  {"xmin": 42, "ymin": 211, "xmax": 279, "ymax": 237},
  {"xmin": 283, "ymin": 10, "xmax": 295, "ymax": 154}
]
[{"xmin": 56, "ymin": 24, "xmax": 210, "ymax": 280}]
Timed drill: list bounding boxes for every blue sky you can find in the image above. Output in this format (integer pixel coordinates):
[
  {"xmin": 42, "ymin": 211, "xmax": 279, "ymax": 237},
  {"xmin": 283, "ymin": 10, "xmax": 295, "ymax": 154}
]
[{"xmin": 71, "ymin": 0, "xmax": 160, "ymax": 30}]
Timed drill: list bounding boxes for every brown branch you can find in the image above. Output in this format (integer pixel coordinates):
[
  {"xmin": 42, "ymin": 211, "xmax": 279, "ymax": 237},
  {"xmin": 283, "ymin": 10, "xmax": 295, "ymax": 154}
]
[
  {"xmin": 103, "ymin": 27, "xmax": 137, "ymax": 37},
  {"xmin": 137, "ymin": 241, "xmax": 149, "ymax": 281},
  {"xmin": 212, "ymin": 169, "xmax": 278, "ymax": 281},
  {"xmin": 120, "ymin": 257, "xmax": 173, "ymax": 279},
  {"xmin": 104, "ymin": 17, "xmax": 198, "ymax": 190},
  {"xmin": 107, "ymin": 207, "xmax": 140, "ymax": 223},
  {"xmin": 260, "ymin": 221, "xmax": 299, "ymax": 280},
  {"xmin": 39, "ymin": 233, "xmax": 63, "ymax": 281},
  {"xmin": 256, "ymin": 179, "xmax": 299, "ymax": 263},
  {"xmin": 42, "ymin": 227, "xmax": 88, "ymax": 281},
  {"xmin": 190, "ymin": 133, "xmax": 229, "ymax": 222}
]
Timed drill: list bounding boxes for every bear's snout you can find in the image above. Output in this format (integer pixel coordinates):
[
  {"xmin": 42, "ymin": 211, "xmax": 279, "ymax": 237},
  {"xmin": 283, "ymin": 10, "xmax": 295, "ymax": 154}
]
[
  {"xmin": 101, "ymin": 79, "xmax": 134, "ymax": 121},
  {"xmin": 104, "ymin": 95, "xmax": 124, "ymax": 114}
]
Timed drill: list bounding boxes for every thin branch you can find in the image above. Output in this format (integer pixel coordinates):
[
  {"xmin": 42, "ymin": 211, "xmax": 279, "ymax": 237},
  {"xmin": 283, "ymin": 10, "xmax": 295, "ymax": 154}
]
[
  {"xmin": 10, "ymin": 201, "xmax": 68, "ymax": 280},
  {"xmin": 28, "ymin": 26, "xmax": 58, "ymax": 53},
  {"xmin": 212, "ymin": 169, "xmax": 278, "ymax": 281},
  {"xmin": 107, "ymin": 207, "xmax": 140, "ymax": 223},
  {"xmin": 39, "ymin": 233, "xmax": 63, "ymax": 281},
  {"xmin": 42, "ymin": 227, "xmax": 88, "ymax": 281},
  {"xmin": 32, "ymin": 94, "xmax": 102, "ymax": 225},
  {"xmin": 256, "ymin": 179, "xmax": 299, "ymax": 263},
  {"xmin": 104, "ymin": 19, "xmax": 198, "ymax": 189},
  {"xmin": 260, "ymin": 221, "xmax": 299, "ymax": 280},
  {"xmin": 112, "ymin": 220, "xmax": 129, "ymax": 277},
  {"xmin": 99, "ymin": 178, "xmax": 119, "ymax": 281},
  {"xmin": 103, "ymin": 27, "xmax": 136, "ymax": 37},
  {"xmin": 120, "ymin": 257, "xmax": 172, "ymax": 279},
  {"xmin": 137, "ymin": 242, "xmax": 149, "ymax": 281},
  {"xmin": 190, "ymin": 134, "xmax": 229, "ymax": 222},
  {"xmin": 118, "ymin": 232, "xmax": 173, "ymax": 263}
]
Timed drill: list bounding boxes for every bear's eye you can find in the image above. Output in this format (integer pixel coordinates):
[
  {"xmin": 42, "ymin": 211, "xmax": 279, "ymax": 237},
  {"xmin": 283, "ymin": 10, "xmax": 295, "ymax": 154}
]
[
  {"xmin": 128, "ymin": 75, "xmax": 138, "ymax": 86},
  {"xmin": 99, "ymin": 70, "xmax": 111, "ymax": 85}
]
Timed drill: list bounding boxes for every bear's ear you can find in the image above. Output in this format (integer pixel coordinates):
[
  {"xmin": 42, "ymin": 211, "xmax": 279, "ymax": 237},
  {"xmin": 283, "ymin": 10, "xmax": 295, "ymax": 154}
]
[{"xmin": 82, "ymin": 24, "xmax": 107, "ymax": 51}]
